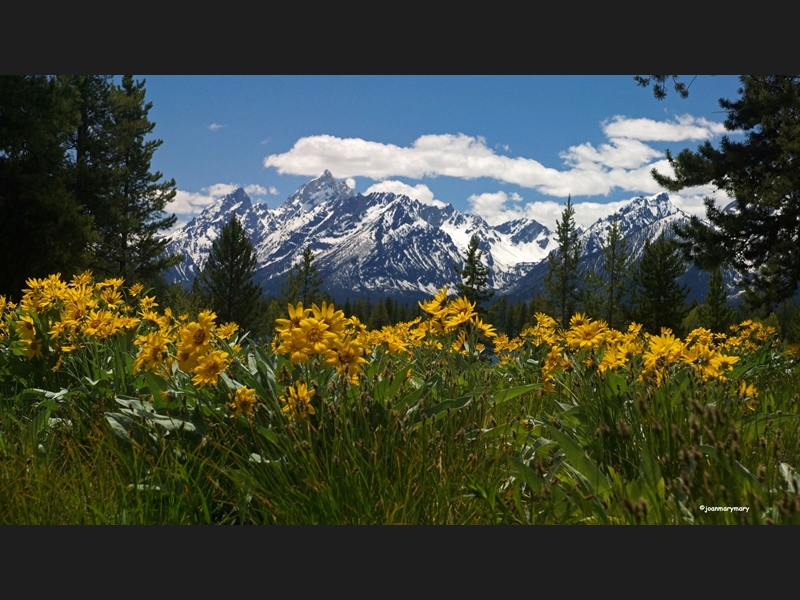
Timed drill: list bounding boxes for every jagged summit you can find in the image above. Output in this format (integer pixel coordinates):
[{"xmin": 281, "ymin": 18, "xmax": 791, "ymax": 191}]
[{"xmin": 277, "ymin": 169, "xmax": 354, "ymax": 215}]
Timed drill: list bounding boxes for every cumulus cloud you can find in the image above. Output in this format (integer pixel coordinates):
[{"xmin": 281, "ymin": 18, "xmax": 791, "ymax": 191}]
[
  {"xmin": 269, "ymin": 186, "xmax": 279, "ymax": 195},
  {"xmin": 262, "ymin": 132, "xmax": 659, "ymax": 198},
  {"xmin": 263, "ymin": 112, "xmax": 730, "ymax": 201},
  {"xmin": 467, "ymin": 191, "xmax": 631, "ymax": 230},
  {"xmin": 265, "ymin": 132, "xmax": 570, "ymax": 190},
  {"xmin": 166, "ymin": 182, "xmax": 268, "ymax": 217},
  {"xmin": 203, "ymin": 183, "xmax": 240, "ymax": 197},
  {"xmin": 601, "ymin": 114, "xmax": 727, "ymax": 141},
  {"xmin": 363, "ymin": 180, "xmax": 447, "ymax": 208},
  {"xmin": 345, "ymin": 177, "xmax": 356, "ymax": 190},
  {"xmin": 244, "ymin": 184, "xmax": 268, "ymax": 196},
  {"xmin": 167, "ymin": 190, "xmax": 218, "ymax": 216},
  {"xmin": 560, "ymin": 137, "xmax": 662, "ymax": 170},
  {"xmin": 208, "ymin": 123, "xmax": 224, "ymax": 131}
]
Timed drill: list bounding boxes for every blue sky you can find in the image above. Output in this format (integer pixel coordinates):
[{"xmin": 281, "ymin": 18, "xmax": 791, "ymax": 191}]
[{"xmin": 134, "ymin": 75, "xmax": 745, "ymax": 232}]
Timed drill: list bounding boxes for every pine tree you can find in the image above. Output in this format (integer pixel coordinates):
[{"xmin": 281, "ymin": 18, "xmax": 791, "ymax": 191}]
[
  {"xmin": 698, "ymin": 267, "xmax": 735, "ymax": 333},
  {"xmin": 368, "ymin": 298, "xmax": 391, "ymax": 330},
  {"xmin": 629, "ymin": 234, "xmax": 690, "ymax": 335},
  {"xmin": 0, "ymin": 76, "xmax": 94, "ymax": 298},
  {"xmin": 598, "ymin": 213, "xmax": 631, "ymax": 330},
  {"xmin": 649, "ymin": 76, "xmax": 800, "ymax": 311},
  {"xmin": 487, "ymin": 295, "xmax": 509, "ymax": 334},
  {"xmin": 92, "ymin": 75, "xmax": 179, "ymax": 284},
  {"xmin": 198, "ymin": 214, "xmax": 262, "ymax": 332},
  {"xmin": 454, "ymin": 234, "xmax": 494, "ymax": 314},
  {"xmin": 580, "ymin": 270, "xmax": 603, "ymax": 321},
  {"xmin": 282, "ymin": 245, "xmax": 327, "ymax": 307},
  {"xmin": 544, "ymin": 196, "xmax": 582, "ymax": 325},
  {"xmin": 66, "ymin": 75, "xmax": 117, "ymax": 234}
]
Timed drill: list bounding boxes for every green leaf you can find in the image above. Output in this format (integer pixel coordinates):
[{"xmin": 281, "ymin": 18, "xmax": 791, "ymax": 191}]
[
  {"xmin": 546, "ymin": 423, "xmax": 611, "ymax": 497},
  {"xmin": 492, "ymin": 383, "xmax": 541, "ymax": 406},
  {"xmin": 257, "ymin": 425, "xmax": 280, "ymax": 446},
  {"xmin": 395, "ymin": 373, "xmax": 439, "ymax": 413},
  {"xmin": 604, "ymin": 371, "xmax": 628, "ymax": 397},
  {"xmin": 410, "ymin": 393, "xmax": 474, "ymax": 428},
  {"xmin": 638, "ymin": 442, "xmax": 662, "ymax": 490},
  {"xmin": 509, "ymin": 457, "xmax": 543, "ymax": 493},
  {"xmin": 24, "ymin": 406, "xmax": 51, "ymax": 452},
  {"xmin": 374, "ymin": 359, "xmax": 414, "ymax": 406}
]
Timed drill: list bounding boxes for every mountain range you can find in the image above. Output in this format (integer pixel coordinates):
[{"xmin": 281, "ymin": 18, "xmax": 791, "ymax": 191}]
[{"xmin": 164, "ymin": 170, "xmax": 717, "ymax": 304}]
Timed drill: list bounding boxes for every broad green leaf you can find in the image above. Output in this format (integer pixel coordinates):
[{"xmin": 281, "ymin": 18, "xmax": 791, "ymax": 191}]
[
  {"xmin": 25, "ymin": 406, "xmax": 51, "ymax": 452},
  {"xmin": 509, "ymin": 456, "xmax": 543, "ymax": 493},
  {"xmin": 639, "ymin": 442, "xmax": 662, "ymax": 490},
  {"xmin": 411, "ymin": 394, "xmax": 473, "ymax": 428},
  {"xmin": 395, "ymin": 373, "xmax": 439, "ymax": 413},
  {"xmin": 604, "ymin": 371, "xmax": 628, "ymax": 397},
  {"xmin": 546, "ymin": 424, "xmax": 611, "ymax": 497},
  {"xmin": 492, "ymin": 383, "xmax": 540, "ymax": 406}
]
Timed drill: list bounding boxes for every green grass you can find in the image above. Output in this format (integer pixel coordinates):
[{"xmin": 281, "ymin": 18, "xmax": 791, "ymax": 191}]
[{"xmin": 2, "ymin": 302, "xmax": 800, "ymax": 524}]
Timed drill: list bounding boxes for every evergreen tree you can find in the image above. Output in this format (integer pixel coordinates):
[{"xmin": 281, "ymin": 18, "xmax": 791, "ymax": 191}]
[
  {"xmin": 487, "ymin": 295, "xmax": 509, "ymax": 334},
  {"xmin": 580, "ymin": 269, "xmax": 603, "ymax": 321},
  {"xmin": 454, "ymin": 234, "xmax": 494, "ymax": 314},
  {"xmin": 385, "ymin": 296, "xmax": 397, "ymax": 324},
  {"xmin": 544, "ymin": 196, "xmax": 582, "ymax": 325},
  {"xmin": 634, "ymin": 75, "xmax": 692, "ymax": 100},
  {"xmin": 282, "ymin": 245, "xmax": 327, "ymax": 307},
  {"xmin": 368, "ymin": 298, "xmax": 391, "ymax": 330},
  {"xmin": 66, "ymin": 75, "xmax": 117, "ymax": 237},
  {"xmin": 598, "ymin": 213, "xmax": 631, "ymax": 329},
  {"xmin": 198, "ymin": 214, "xmax": 262, "ymax": 333},
  {"xmin": 698, "ymin": 267, "xmax": 735, "ymax": 333},
  {"xmin": 0, "ymin": 75, "xmax": 93, "ymax": 298},
  {"xmin": 91, "ymin": 75, "xmax": 179, "ymax": 284},
  {"xmin": 629, "ymin": 234, "xmax": 690, "ymax": 335},
  {"xmin": 649, "ymin": 75, "xmax": 800, "ymax": 311}
]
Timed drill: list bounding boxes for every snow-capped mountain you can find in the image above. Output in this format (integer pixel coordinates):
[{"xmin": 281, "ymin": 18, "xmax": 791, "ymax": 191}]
[
  {"xmin": 165, "ymin": 170, "xmax": 556, "ymax": 301},
  {"xmin": 504, "ymin": 193, "xmax": 721, "ymax": 303},
  {"xmin": 164, "ymin": 171, "xmax": 719, "ymax": 304}
]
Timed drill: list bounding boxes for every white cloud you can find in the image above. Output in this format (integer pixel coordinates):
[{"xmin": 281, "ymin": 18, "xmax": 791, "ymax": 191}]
[
  {"xmin": 467, "ymin": 191, "xmax": 525, "ymax": 225},
  {"xmin": 262, "ymin": 132, "xmax": 641, "ymax": 197},
  {"xmin": 263, "ymin": 113, "xmax": 729, "ymax": 200},
  {"xmin": 363, "ymin": 180, "xmax": 447, "ymax": 208},
  {"xmin": 560, "ymin": 137, "xmax": 662, "ymax": 170},
  {"xmin": 204, "ymin": 183, "xmax": 240, "ymax": 197},
  {"xmin": 244, "ymin": 184, "xmax": 267, "ymax": 196},
  {"xmin": 208, "ymin": 123, "xmax": 224, "ymax": 131},
  {"xmin": 467, "ymin": 191, "xmax": 630, "ymax": 230},
  {"xmin": 166, "ymin": 182, "xmax": 269, "ymax": 217},
  {"xmin": 601, "ymin": 114, "xmax": 727, "ymax": 141},
  {"xmin": 167, "ymin": 189, "xmax": 218, "ymax": 216},
  {"xmin": 269, "ymin": 186, "xmax": 279, "ymax": 195},
  {"xmin": 345, "ymin": 177, "xmax": 356, "ymax": 190}
]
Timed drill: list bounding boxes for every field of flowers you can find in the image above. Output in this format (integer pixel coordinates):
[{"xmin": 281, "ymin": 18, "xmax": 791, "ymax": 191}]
[{"xmin": 1, "ymin": 272, "xmax": 800, "ymax": 524}]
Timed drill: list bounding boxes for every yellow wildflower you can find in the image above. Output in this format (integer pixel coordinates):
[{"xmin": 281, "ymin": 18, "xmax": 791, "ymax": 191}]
[
  {"xmin": 281, "ymin": 381, "xmax": 316, "ymax": 420},
  {"xmin": 216, "ymin": 322, "xmax": 239, "ymax": 340},
  {"xmin": 738, "ymin": 380, "xmax": 758, "ymax": 411},
  {"xmin": 133, "ymin": 330, "xmax": 172, "ymax": 373},
  {"xmin": 192, "ymin": 350, "xmax": 230, "ymax": 388},
  {"xmin": 230, "ymin": 387, "xmax": 258, "ymax": 417}
]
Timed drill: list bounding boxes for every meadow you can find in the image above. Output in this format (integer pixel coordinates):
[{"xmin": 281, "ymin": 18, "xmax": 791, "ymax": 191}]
[{"xmin": 1, "ymin": 273, "xmax": 799, "ymax": 524}]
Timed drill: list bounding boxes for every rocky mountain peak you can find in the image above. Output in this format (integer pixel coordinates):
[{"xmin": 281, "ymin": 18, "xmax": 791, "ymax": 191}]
[
  {"xmin": 219, "ymin": 187, "xmax": 252, "ymax": 212},
  {"xmin": 280, "ymin": 170, "xmax": 354, "ymax": 214}
]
